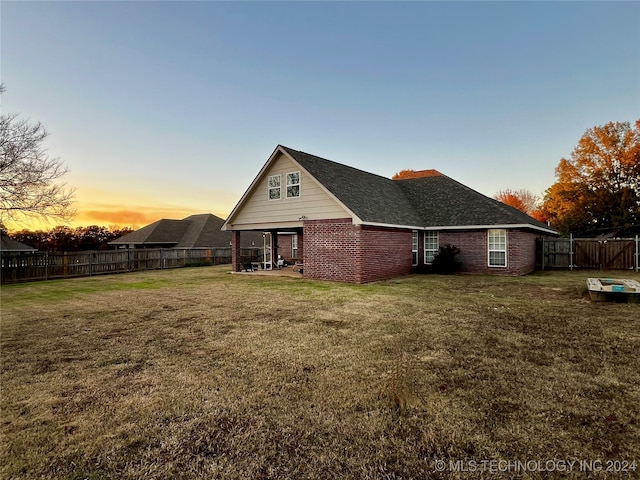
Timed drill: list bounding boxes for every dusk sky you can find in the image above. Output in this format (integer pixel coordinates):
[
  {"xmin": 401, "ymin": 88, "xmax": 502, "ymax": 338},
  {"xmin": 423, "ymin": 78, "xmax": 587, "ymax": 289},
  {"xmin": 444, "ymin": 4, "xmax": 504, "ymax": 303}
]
[{"xmin": 2, "ymin": 1, "xmax": 638, "ymax": 230}]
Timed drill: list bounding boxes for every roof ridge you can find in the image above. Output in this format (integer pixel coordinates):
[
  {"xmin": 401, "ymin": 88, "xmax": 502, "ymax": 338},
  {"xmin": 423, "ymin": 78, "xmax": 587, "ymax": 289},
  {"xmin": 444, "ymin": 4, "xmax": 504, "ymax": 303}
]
[
  {"xmin": 280, "ymin": 145, "xmax": 393, "ymax": 182},
  {"xmin": 274, "ymin": 145, "xmax": 553, "ymax": 232},
  {"xmin": 184, "ymin": 214, "xmax": 213, "ymax": 247}
]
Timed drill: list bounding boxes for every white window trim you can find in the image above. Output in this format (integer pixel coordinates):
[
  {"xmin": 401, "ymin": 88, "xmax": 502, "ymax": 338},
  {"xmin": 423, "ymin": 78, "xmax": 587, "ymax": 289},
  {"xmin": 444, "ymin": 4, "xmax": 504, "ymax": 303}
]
[
  {"xmin": 411, "ymin": 231, "xmax": 418, "ymax": 266},
  {"xmin": 292, "ymin": 234, "xmax": 298, "ymax": 258},
  {"xmin": 268, "ymin": 174, "xmax": 281, "ymax": 201},
  {"xmin": 286, "ymin": 171, "xmax": 301, "ymax": 199},
  {"xmin": 488, "ymin": 229, "xmax": 507, "ymax": 268},
  {"xmin": 424, "ymin": 231, "xmax": 439, "ymax": 265}
]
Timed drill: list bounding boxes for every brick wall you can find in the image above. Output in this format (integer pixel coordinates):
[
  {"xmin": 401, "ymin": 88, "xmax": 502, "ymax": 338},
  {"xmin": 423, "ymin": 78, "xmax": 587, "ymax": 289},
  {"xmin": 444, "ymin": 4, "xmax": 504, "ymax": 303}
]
[
  {"xmin": 275, "ymin": 233, "xmax": 291, "ymax": 262},
  {"xmin": 275, "ymin": 231, "xmax": 303, "ymax": 264},
  {"xmin": 303, "ymin": 219, "xmax": 413, "ymax": 283},
  {"xmin": 299, "ymin": 222, "xmax": 540, "ymax": 282},
  {"xmin": 304, "ymin": 219, "xmax": 358, "ymax": 282},
  {"xmin": 356, "ymin": 225, "xmax": 413, "ymax": 283},
  {"xmin": 439, "ymin": 229, "xmax": 539, "ymax": 275},
  {"xmin": 505, "ymin": 230, "xmax": 538, "ymax": 274}
]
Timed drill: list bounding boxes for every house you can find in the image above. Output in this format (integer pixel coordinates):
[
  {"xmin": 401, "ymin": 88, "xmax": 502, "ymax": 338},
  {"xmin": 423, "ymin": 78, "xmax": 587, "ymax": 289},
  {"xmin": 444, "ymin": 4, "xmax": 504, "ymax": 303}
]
[
  {"xmin": 110, "ymin": 213, "xmax": 262, "ymax": 249},
  {"xmin": 0, "ymin": 234, "xmax": 38, "ymax": 253},
  {"xmin": 222, "ymin": 145, "xmax": 558, "ymax": 283}
]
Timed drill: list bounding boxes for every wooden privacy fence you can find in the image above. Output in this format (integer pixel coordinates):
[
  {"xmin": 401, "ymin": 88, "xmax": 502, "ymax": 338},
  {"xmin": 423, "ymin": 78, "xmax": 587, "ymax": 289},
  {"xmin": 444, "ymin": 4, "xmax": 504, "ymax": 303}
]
[
  {"xmin": 1, "ymin": 247, "xmax": 263, "ymax": 284},
  {"xmin": 538, "ymin": 236, "xmax": 640, "ymax": 271}
]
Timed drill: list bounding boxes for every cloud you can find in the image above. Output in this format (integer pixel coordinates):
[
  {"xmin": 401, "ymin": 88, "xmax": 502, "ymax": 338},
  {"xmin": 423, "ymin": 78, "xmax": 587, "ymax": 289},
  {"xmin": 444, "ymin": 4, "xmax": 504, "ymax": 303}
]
[{"xmin": 78, "ymin": 210, "xmax": 161, "ymax": 226}]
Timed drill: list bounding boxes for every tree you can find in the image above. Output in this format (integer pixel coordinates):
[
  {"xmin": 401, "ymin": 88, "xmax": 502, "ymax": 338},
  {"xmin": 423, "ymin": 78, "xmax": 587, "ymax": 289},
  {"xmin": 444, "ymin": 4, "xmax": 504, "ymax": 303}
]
[
  {"xmin": 494, "ymin": 189, "xmax": 539, "ymax": 214},
  {"xmin": 46, "ymin": 226, "xmax": 78, "ymax": 252},
  {"xmin": 10, "ymin": 228, "xmax": 49, "ymax": 250},
  {"xmin": 392, "ymin": 169, "xmax": 441, "ymax": 180},
  {"xmin": 9, "ymin": 224, "xmax": 135, "ymax": 251},
  {"xmin": 542, "ymin": 120, "xmax": 640, "ymax": 236},
  {"xmin": 0, "ymin": 85, "xmax": 75, "ymax": 227},
  {"xmin": 494, "ymin": 189, "xmax": 548, "ymax": 223}
]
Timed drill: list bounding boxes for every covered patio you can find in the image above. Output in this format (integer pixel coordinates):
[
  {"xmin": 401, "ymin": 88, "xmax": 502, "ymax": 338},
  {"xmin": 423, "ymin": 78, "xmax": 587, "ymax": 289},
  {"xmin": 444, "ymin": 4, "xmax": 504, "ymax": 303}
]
[{"xmin": 230, "ymin": 229, "xmax": 303, "ymax": 274}]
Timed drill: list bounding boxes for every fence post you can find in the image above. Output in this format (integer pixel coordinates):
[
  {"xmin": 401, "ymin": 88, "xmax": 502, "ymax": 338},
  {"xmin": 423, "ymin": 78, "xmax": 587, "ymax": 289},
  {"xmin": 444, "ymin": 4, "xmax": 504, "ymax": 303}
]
[
  {"xmin": 45, "ymin": 251, "xmax": 49, "ymax": 280},
  {"xmin": 89, "ymin": 252, "xmax": 93, "ymax": 276},
  {"xmin": 636, "ymin": 235, "xmax": 639, "ymax": 272},
  {"xmin": 569, "ymin": 233, "xmax": 574, "ymax": 271}
]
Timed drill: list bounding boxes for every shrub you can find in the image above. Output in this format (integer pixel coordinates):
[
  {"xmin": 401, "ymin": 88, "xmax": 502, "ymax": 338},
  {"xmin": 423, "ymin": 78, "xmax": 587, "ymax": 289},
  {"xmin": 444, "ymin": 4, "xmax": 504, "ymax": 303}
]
[{"xmin": 430, "ymin": 244, "xmax": 461, "ymax": 274}]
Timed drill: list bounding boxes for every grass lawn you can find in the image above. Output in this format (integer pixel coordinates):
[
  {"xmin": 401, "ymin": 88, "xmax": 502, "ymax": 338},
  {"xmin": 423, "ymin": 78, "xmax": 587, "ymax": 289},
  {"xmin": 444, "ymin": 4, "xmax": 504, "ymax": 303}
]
[{"xmin": 1, "ymin": 266, "xmax": 639, "ymax": 479}]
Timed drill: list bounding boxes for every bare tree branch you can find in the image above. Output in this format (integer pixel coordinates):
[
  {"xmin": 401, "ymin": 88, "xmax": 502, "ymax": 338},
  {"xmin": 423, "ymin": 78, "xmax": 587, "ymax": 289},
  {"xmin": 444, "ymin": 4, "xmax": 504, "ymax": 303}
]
[{"xmin": 0, "ymin": 88, "xmax": 76, "ymax": 226}]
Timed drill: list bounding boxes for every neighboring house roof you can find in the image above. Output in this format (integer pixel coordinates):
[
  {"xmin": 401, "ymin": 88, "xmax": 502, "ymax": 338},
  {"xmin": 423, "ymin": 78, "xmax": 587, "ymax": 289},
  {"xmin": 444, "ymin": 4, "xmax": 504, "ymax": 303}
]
[
  {"xmin": 110, "ymin": 214, "xmax": 262, "ymax": 247},
  {"xmin": 225, "ymin": 145, "xmax": 556, "ymax": 234},
  {"xmin": 1, "ymin": 235, "xmax": 38, "ymax": 252},
  {"xmin": 111, "ymin": 219, "xmax": 188, "ymax": 246}
]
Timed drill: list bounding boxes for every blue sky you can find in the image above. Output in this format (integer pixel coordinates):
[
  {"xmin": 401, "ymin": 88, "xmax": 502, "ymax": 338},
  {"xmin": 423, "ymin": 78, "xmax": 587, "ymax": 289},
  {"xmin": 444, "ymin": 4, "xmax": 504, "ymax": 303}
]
[{"xmin": 2, "ymin": 1, "xmax": 639, "ymax": 228}]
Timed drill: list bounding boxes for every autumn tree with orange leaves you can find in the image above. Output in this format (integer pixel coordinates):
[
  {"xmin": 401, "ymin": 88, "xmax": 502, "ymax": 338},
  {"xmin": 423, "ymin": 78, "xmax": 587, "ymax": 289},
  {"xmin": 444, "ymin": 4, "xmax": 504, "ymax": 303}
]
[
  {"xmin": 494, "ymin": 188, "xmax": 542, "ymax": 214},
  {"xmin": 392, "ymin": 169, "xmax": 441, "ymax": 180},
  {"xmin": 542, "ymin": 120, "xmax": 640, "ymax": 236}
]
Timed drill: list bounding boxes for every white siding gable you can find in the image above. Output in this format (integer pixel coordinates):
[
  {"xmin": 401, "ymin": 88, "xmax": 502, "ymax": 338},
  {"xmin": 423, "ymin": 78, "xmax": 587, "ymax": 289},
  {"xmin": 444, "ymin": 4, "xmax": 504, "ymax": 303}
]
[{"xmin": 226, "ymin": 152, "xmax": 351, "ymax": 230}]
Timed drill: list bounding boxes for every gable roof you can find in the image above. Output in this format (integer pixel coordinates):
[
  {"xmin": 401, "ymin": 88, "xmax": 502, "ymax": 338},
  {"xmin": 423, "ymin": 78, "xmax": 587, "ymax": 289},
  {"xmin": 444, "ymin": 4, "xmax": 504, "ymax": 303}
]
[
  {"xmin": 110, "ymin": 214, "xmax": 262, "ymax": 247},
  {"xmin": 280, "ymin": 146, "xmax": 423, "ymax": 227},
  {"xmin": 224, "ymin": 145, "xmax": 557, "ymax": 234},
  {"xmin": 1, "ymin": 234, "xmax": 38, "ymax": 252},
  {"xmin": 110, "ymin": 219, "xmax": 187, "ymax": 246}
]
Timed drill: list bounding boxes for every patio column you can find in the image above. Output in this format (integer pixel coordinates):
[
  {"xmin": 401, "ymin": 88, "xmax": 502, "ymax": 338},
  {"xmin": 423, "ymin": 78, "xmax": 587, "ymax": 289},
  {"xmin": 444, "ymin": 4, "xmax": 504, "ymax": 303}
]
[
  {"xmin": 231, "ymin": 231, "xmax": 241, "ymax": 272},
  {"xmin": 272, "ymin": 230, "xmax": 279, "ymax": 266}
]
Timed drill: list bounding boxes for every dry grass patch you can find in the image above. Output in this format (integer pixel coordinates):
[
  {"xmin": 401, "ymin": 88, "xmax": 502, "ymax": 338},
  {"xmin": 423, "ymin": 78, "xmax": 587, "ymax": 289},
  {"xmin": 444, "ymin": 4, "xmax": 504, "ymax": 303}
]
[{"xmin": 1, "ymin": 267, "xmax": 639, "ymax": 479}]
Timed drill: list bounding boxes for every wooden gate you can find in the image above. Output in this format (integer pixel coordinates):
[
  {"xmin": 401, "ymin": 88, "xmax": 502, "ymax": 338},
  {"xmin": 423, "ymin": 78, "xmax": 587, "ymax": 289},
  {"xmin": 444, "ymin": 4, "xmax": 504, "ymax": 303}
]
[
  {"xmin": 599, "ymin": 239, "xmax": 636, "ymax": 269},
  {"xmin": 539, "ymin": 236, "xmax": 639, "ymax": 271}
]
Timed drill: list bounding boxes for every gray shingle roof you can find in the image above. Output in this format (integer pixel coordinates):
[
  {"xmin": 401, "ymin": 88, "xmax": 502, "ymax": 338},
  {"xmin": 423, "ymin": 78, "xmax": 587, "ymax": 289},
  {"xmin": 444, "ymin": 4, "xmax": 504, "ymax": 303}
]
[
  {"xmin": 395, "ymin": 175, "xmax": 552, "ymax": 229},
  {"xmin": 281, "ymin": 146, "xmax": 422, "ymax": 226},
  {"xmin": 110, "ymin": 219, "xmax": 186, "ymax": 245},
  {"xmin": 280, "ymin": 145, "xmax": 554, "ymax": 232},
  {"xmin": 1, "ymin": 235, "xmax": 38, "ymax": 252},
  {"xmin": 110, "ymin": 214, "xmax": 262, "ymax": 247}
]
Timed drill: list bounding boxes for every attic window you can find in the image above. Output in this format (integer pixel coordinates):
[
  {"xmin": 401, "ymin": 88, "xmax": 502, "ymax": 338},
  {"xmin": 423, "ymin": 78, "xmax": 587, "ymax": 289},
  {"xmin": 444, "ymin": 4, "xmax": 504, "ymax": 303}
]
[
  {"xmin": 286, "ymin": 171, "xmax": 300, "ymax": 198},
  {"xmin": 268, "ymin": 174, "xmax": 281, "ymax": 200}
]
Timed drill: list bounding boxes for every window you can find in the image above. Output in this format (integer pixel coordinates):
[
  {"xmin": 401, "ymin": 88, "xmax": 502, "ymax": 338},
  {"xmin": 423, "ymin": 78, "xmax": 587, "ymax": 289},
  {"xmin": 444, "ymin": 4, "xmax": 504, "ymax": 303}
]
[
  {"xmin": 286, "ymin": 171, "xmax": 300, "ymax": 198},
  {"xmin": 412, "ymin": 231, "xmax": 418, "ymax": 266},
  {"xmin": 424, "ymin": 232, "xmax": 439, "ymax": 264},
  {"xmin": 488, "ymin": 229, "xmax": 507, "ymax": 267},
  {"xmin": 292, "ymin": 234, "xmax": 298, "ymax": 258},
  {"xmin": 268, "ymin": 174, "xmax": 281, "ymax": 200}
]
